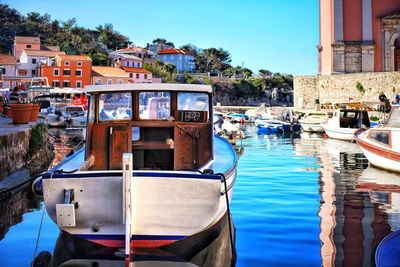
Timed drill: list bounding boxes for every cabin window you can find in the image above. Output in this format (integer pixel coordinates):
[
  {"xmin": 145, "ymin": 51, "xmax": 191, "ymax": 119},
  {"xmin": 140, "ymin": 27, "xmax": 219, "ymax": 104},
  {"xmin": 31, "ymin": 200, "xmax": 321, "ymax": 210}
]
[
  {"xmin": 368, "ymin": 130, "xmax": 390, "ymax": 146},
  {"xmin": 387, "ymin": 108, "xmax": 400, "ymax": 127},
  {"xmin": 178, "ymin": 92, "xmax": 209, "ymax": 112},
  {"xmin": 99, "ymin": 92, "xmax": 132, "ymax": 121},
  {"xmin": 139, "ymin": 92, "xmax": 171, "ymax": 120}
]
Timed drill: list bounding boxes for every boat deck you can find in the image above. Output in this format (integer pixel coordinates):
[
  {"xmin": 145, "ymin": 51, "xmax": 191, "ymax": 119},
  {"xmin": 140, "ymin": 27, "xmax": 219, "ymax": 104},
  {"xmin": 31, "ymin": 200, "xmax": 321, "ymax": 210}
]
[{"xmin": 48, "ymin": 135, "xmax": 237, "ymax": 175}]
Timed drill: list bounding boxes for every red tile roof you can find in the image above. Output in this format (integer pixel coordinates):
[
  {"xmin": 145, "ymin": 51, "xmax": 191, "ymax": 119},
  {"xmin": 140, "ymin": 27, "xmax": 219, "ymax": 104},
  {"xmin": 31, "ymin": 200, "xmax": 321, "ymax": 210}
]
[
  {"xmin": 0, "ymin": 54, "xmax": 16, "ymax": 65},
  {"xmin": 14, "ymin": 36, "xmax": 40, "ymax": 44},
  {"xmin": 58, "ymin": 55, "xmax": 92, "ymax": 61},
  {"xmin": 158, "ymin": 48, "xmax": 194, "ymax": 56},
  {"xmin": 23, "ymin": 50, "xmax": 65, "ymax": 57},
  {"xmin": 121, "ymin": 67, "xmax": 152, "ymax": 74},
  {"xmin": 92, "ymin": 66, "xmax": 129, "ymax": 78}
]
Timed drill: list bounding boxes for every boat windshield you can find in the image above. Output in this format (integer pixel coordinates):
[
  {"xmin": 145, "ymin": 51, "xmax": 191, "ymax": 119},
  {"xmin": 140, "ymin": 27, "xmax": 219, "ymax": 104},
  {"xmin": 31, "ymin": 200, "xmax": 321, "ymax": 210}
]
[
  {"xmin": 139, "ymin": 92, "xmax": 171, "ymax": 120},
  {"xmin": 178, "ymin": 92, "xmax": 209, "ymax": 112},
  {"xmin": 99, "ymin": 92, "xmax": 132, "ymax": 121},
  {"xmin": 387, "ymin": 107, "xmax": 400, "ymax": 127}
]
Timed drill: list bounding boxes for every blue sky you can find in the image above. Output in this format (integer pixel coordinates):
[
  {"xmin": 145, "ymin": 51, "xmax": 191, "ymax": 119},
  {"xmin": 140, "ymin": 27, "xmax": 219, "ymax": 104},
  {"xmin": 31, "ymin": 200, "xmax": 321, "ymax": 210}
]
[{"xmin": 4, "ymin": 0, "xmax": 319, "ymax": 75}]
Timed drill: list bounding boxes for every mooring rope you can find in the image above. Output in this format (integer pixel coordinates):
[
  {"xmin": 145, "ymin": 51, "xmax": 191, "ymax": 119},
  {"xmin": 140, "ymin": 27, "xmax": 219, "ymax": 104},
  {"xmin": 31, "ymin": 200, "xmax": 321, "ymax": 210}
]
[
  {"xmin": 217, "ymin": 172, "xmax": 236, "ymax": 266},
  {"xmin": 32, "ymin": 171, "xmax": 55, "ymax": 266}
]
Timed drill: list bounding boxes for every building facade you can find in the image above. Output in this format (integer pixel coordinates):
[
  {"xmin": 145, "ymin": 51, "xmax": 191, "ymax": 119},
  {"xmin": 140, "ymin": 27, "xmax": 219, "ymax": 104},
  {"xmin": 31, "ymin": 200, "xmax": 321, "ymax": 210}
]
[
  {"xmin": 13, "ymin": 36, "xmax": 41, "ymax": 61},
  {"xmin": 114, "ymin": 46, "xmax": 157, "ymax": 65},
  {"xmin": 40, "ymin": 55, "xmax": 92, "ymax": 88},
  {"xmin": 121, "ymin": 67, "xmax": 152, "ymax": 83},
  {"xmin": 110, "ymin": 52, "xmax": 143, "ymax": 68},
  {"xmin": 319, "ymin": 0, "xmax": 400, "ymax": 74},
  {"xmin": 0, "ymin": 54, "xmax": 17, "ymax": 89},
  {"xmin": 18, "ymin": 50, "xmax": 65, "ymax": 78},
  {"xmin": 158, "ymin": 48, "xmax": 195, "ymax": 73},
  {"xmin": 92, "ymin": 66, "xmax": 129, "ymax": 85}
]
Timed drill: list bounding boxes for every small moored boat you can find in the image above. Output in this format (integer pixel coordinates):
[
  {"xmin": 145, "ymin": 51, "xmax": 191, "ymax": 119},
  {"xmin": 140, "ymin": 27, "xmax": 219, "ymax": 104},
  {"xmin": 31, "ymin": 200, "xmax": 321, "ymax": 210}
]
[
  {"xmin": 354, "ymin": 105, "xmax": 400, "ymax": 173},
  {"xmin": 298, "ymin": 112, "xmax": 327, "ymax": 133},
  {"xmin": 34, "ymin": 83, "xmax": 237, "ymax": 258},
  {"xmin": 322, "ymin": 109, "xmax": 370, "ymax": 141}
]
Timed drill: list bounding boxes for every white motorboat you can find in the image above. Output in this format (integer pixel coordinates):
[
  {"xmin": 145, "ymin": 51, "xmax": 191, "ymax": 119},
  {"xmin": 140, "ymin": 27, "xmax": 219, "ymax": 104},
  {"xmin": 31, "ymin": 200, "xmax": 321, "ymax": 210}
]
[
  {"xmin": 322, "ymin": 109, "xmax": 370, "ymax": 141},
  {"xmin": 33, "ymin": 84, "xmax": 237, "ymax": 259},
  {"xmin": 299, "ymin": 112, "xmax": 328, "ymax": 133},
  {"xmin": 354, "ymin": 105, "xmax": 400, "ymax": 173},
  {"xmin": 45, "ymin": 105, "xmax": 86, "ymax": 128}
]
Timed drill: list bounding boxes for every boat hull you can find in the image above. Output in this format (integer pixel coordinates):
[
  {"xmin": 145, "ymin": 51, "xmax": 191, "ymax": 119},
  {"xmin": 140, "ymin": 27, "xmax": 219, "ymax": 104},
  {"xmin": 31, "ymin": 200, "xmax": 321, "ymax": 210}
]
[
  {"xmin": 300, "ymin": 122, "xmax": 324, "ymax": 133},
  {"xmin": 42, "ymin": 169, "xmax": 236, "ymax": 248},
  {"xmin": 323, "ymin": 125, "xmax": 358, "ymax": 141},
  {"xmin": 355, "ymin": 130, "xmax": 400, "ymax": 173}
]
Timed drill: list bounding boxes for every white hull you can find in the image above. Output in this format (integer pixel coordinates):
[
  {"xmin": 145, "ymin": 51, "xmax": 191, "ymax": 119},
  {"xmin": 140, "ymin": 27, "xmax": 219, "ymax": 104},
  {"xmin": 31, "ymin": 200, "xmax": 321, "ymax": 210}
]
[
  {"xmin": 323, "ymin": 125, "xmax": 357, "ymax": 141},
  {"xmin": 359, "ymin": 147, "xmax": 400, "ymax": 173},
  {"xmin": 42, "ymin": 169, "xmax": 235, "ymax": 248},
  {"xmin": 300, "ymin": 122, "xmax": 324, "ymax": 133}
]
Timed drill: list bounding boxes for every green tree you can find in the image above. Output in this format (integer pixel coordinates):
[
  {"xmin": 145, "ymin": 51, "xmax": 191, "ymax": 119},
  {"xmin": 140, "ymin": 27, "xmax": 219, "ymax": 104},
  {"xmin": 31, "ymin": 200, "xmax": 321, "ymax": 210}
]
[
  {"xmin": 0, "ymin": 4, "xmax": 23, "ymax": 53},
  {"xmin": 196, "ymin": 47, "xmax": 231, "ymax": 75},
  {"xmin": 259, "ymin": 69, "xmax": 272, "ymax": 77}
]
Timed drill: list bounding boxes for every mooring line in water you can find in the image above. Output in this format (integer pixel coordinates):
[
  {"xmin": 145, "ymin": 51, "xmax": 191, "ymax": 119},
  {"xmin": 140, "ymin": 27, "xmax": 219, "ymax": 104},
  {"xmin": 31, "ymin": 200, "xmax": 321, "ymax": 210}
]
[
  {"xmin": 217, "ymin": 172, "xmax": 236, "ymax": 266},
  {"xmin": 32, "ymin": 171, "xmax": 55, "ymax": 266}
]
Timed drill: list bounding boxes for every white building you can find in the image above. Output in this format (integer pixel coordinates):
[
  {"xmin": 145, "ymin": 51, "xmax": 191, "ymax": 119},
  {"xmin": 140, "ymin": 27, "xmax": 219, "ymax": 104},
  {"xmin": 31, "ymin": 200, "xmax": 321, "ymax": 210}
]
[{"xmin": 18, "ymin": 50, "xmax": 65, "ymax": 77}]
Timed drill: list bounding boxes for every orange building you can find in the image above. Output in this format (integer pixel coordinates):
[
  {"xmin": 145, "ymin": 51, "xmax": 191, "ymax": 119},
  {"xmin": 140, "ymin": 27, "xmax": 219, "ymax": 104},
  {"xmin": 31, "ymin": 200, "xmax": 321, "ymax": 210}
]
[
  {"xmin": 40, "ymin": 55, "xmax": 92, "ymax": 88},
  {"xmin": 319, "ymin": 0, "xmax": 400, "ymax": 74},
  {"xmin": 121, "ymin": 67, "xmax": 152, "ymax": 83}
]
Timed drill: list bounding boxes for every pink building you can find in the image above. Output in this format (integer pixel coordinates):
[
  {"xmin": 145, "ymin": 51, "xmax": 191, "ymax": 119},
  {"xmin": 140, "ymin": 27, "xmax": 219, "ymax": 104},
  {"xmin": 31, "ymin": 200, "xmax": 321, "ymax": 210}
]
[
  {"xmin": 319, "ymin": 0, "xmax": 400, "ymax": 74},
  {"xmin": 13, "ymin": 36, "xmax": 41, "ymax": 61},
  {"xmin": 92, "ymin": 66, "xmax": 129, "ymax": 85}
]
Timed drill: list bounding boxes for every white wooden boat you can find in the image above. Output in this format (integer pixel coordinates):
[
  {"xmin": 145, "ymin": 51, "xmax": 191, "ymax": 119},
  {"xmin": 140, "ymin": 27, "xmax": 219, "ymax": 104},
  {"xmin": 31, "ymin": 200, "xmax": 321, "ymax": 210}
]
[
  {"xmin": 322, "ymin": 109, "xmax": 370, "ymax": 141},
  {"xmin": 33, "ymin": 84, "xmax": 237, "ymax": 258},
  {"xmin": 298, "ymin": 112, "xmax": 327, "ymax": 133},
  {"xmin": 354, "ymin": 105, "xmax": 400, "ymax": 173}
]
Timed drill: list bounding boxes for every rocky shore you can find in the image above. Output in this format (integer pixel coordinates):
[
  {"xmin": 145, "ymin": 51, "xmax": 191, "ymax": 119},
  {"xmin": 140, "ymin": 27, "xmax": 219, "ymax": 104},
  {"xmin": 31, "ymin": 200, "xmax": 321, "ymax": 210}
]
[{"xmin": 0, "ymin": 119, "xmax": 54, "ymax": 194}]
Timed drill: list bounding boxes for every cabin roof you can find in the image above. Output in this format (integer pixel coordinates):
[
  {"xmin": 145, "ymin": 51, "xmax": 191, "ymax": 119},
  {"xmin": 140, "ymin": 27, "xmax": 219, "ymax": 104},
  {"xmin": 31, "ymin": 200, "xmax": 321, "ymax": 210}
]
[{"xmin": 84, "ymin": 83, "xmax": 213, "ymax": 94}]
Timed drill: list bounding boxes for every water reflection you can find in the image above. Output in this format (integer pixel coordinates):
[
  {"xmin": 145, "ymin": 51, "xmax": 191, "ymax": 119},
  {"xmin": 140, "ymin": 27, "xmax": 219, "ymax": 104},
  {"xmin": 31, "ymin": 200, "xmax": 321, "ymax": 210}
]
[
  {"xmin": 294, "ymin": 134, "xmax": 397, "ymax": 267},
  {"xmin": 35, "ymin": 215, "xmax": 236, "ymax": 267},
  {"xmin": 0, "ymin": 183, "xmax": 41, "ymax": 241}
]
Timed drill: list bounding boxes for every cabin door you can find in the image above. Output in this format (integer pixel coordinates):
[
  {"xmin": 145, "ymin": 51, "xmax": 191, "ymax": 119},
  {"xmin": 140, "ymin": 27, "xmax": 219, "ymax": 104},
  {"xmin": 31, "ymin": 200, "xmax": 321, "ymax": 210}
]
[{"xmin": 109, "ymin": 126, "xmax": 132, "ymax": 170}]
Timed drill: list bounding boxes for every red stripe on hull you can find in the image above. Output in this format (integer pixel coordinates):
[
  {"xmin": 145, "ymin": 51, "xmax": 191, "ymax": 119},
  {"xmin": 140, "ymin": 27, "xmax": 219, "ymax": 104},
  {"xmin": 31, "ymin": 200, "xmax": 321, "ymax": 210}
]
[
  {"xmin": 131, "ymin": 240, "xmax": 176, "ymax": 248},
  {"xmin": 355, "ymin": 133, "xmax": 400, "ymax": 162},
  {"xmin": 88, "ymin": 239, "xmax": 177, "ymax": 248}
]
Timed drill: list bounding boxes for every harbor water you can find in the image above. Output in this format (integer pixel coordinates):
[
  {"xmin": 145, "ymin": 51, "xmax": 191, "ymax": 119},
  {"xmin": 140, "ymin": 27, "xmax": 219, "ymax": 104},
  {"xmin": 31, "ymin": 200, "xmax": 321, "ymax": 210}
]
[{"xmin": 0, "ymin": 126, "xmax": 399, "ymax": 266}]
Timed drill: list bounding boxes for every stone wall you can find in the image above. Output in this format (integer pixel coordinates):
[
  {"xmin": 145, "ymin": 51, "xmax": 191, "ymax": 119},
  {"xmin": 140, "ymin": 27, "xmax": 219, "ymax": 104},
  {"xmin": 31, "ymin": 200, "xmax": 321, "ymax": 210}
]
[
  {"xmin": 0, "ymin": 125, "xmax": 54, "ymax": 180},
  {"xmin": 294, "ymin": 72, "xmax": 400, "ymax": 110}
]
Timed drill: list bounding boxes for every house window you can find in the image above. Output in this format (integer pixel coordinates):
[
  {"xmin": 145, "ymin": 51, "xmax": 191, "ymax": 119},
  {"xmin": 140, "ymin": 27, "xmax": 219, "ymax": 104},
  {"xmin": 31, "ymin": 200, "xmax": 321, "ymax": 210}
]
[
  {"xmin": 64, "ymin": 61, "xmax": 70, "ymax": 66},
  {"xmin": 63, "ymin": 69, "xmax": 71, "ymax": 76},
  {"xmin": 95, "ymin": 79, "xmax": 102, "ymax": 85},
  {"xmin": 76, "ymin": 81, "xmax": 82, "ymax": 88},
  {"xmin": 137, "ymin": 62, "xmax": 140, "ymax": 68},
  {"xmin": 52, "ymin": 80, "xmax": 60, "ymax": 87},
  {"xmin": 75, "ymin": 69, "xmax": 82, "ymax": 77},
  {"xmin": 144, "ymin": 74, "xmax": 147, "ymax": 79},
  {"xmin": 54, "ymin": 68, "xmax": 59, "ymax": 76},
  {"xmin": 107, "ymin": 79, "xmax": 112, "ymax": 85},
  {"xmin": 136, "ymin": 74, "xmax": 139, "ymax": 79},
  {"xmin": 26, "ymin": 44, "xmax": 32, "ymax": 48},
  {"xmin": 31, "ymin": 69, "xmax": 36, "ymax": 76},
  {"xmin": 32, "ymin": 58, "xmax": 37, "ymax": 64},
  {"xmin": 117, "ymin": 79, "xmax": 123, "ymax": 84},
  {"xmin": 77, "ymin": 61, "xmax": 82, "ymax": 67},
  {"xmin": 126, "ymin": 61, "xmax": 130, "ymax": 67},
  {"xmin": 129, "ymin": 73, "xmax": 133, "ymax": 78},
  {"xmin": 63, "ymin": 81, "xmax": 70, "ymax": 87},
  {"xmin": 1, "ymin": 68, "xmax": 5, "ymax": 75}
]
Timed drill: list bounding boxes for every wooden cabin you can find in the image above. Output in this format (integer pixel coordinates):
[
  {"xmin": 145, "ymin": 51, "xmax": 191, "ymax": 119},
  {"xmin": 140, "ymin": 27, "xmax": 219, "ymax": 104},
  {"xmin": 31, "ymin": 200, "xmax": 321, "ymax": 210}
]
[{"xmin": 84, "ymin": 84, "xmax": 213, "ymax": 171}]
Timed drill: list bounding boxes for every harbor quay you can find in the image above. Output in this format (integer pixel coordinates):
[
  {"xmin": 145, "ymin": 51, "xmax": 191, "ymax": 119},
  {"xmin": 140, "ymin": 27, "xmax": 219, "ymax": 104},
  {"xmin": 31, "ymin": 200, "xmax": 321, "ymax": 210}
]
[{"xmin": 0, "ymin": 117, "xmax": 54, "ymax": 194}]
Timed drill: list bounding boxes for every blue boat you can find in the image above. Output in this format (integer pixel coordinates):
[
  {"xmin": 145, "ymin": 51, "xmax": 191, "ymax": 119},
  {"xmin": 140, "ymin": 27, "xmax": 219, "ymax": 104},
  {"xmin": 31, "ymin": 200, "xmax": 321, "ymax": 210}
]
[{"xmin": 375, "ymin": 230, "xmax": 400, "ymax": 267}]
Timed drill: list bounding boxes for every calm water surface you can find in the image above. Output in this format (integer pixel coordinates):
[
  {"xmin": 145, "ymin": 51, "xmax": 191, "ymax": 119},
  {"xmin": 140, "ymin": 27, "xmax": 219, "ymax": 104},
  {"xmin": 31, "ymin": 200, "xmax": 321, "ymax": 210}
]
[{"xmin": 0, "ymin": 126, "xmax": 399, "ymax": 266}]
